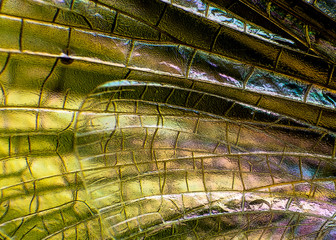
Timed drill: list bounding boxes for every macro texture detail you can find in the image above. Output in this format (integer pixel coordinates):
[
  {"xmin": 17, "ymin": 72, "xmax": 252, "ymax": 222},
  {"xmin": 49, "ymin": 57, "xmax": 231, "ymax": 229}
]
[{"xmin": 0, "ymin": 0, "xmax": 335, "ymax": 239}]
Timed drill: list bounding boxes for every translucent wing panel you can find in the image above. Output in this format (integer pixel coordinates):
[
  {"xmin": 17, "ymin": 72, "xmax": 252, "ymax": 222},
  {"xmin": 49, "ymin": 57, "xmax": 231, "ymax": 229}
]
[{"xmin": 0, "ymin": 0, "xmax": 336, "ymax": 239}]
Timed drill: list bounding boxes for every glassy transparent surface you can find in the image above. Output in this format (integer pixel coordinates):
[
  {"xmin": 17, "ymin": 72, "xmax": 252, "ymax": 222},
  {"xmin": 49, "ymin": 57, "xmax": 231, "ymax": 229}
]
[{"xmin": 0, "ymin": 0, "xmax": 335, "ymax": 239}]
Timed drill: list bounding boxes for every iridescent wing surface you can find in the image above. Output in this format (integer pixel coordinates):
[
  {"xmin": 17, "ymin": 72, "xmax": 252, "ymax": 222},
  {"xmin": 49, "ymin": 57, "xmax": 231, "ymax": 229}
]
[{"xmin": 0, "ymin": 0, "xmax": 336, "ymax": 239}]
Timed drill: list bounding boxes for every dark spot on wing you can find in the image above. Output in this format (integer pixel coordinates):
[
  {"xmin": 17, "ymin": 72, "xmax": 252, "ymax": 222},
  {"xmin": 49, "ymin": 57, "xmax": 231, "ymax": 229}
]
[{"xmin": 60, "ymin": 56, "xmax": 74, "ymax": 65}]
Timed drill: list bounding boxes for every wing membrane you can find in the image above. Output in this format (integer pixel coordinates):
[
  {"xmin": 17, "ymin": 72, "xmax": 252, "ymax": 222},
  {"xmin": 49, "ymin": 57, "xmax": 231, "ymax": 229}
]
[{"xmin": 0, "ymin": 0, "xmax": 336, "ymax": 239}]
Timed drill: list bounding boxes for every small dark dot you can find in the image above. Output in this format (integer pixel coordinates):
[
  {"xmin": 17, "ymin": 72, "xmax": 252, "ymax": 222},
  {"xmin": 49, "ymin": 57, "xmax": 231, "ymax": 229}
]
[{"xmin": 60, "ymin": 56, "xmax": 74, "ymax": 65}]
